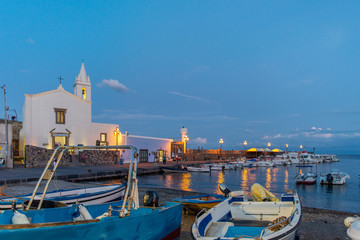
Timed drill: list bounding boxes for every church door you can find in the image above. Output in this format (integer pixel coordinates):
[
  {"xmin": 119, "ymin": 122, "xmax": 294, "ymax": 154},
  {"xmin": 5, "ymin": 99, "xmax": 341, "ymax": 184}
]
[{"xmin": 52, "ymin": 133, "xmax": 69, "ymax": 148}]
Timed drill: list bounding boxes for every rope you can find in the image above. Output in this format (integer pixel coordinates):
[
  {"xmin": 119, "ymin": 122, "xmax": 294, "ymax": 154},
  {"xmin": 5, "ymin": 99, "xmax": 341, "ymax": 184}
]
[{"xmin": 268, "ymin": 216, "xmax": 289, "ymax": 232}]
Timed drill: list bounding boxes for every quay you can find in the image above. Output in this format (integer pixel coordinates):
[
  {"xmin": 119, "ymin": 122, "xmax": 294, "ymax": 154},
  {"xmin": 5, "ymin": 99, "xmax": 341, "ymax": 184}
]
[{"xmin": 0, "ymin": 160, "xmax": 224, "ymax": 185}]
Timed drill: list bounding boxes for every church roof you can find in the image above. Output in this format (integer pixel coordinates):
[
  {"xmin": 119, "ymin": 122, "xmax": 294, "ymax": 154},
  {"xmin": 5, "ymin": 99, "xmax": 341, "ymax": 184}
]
[{"xmin": 25, "ymin": 84, "xmax": 91, "ymax": 103}]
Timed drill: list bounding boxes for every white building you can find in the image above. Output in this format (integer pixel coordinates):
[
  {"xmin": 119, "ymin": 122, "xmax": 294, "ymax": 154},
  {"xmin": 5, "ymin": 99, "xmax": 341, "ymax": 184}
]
[{"xmin": 19, "ymin": 63, "xmax": 172, "ymax": 163}]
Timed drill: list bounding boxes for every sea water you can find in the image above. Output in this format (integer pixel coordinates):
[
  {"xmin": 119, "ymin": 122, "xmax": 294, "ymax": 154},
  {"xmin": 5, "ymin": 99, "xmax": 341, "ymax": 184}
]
[{"xmin": 138, "ymin": 155, "xmax": 360, "ymax": 213}]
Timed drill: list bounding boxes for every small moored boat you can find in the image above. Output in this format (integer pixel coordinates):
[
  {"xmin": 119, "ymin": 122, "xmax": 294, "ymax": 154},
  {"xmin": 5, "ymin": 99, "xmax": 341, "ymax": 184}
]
[
  {"xmin": 295, "ymin": 165, "xmax": 317, "ymax": 185},
  {"xmin": 320, "ymin": 169, "xmax": 350, "ymax": 185},
  {"xmin": 173, "ymin": 194, "xmax": 226, "ymax": 215},
  {"xmin": 161, "ymin": 165, "xmax": 188, "ymax": 173},
  {"xmin": 192, "ymin": 184, "xmax": 301, "ymax": 240},
  {"xmin": 0, "ymin": 184, "xmax": 126, "ymax": 210},
  {"xmin": 187, "ymin": 166, "xmax": 210, "ymax": 172}
]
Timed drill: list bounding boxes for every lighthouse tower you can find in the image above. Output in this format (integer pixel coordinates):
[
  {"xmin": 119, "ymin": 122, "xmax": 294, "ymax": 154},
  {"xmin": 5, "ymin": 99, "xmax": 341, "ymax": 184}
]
[{"xmin": 180, "ymin": 126, "xmax": 187, "ymax": 142}]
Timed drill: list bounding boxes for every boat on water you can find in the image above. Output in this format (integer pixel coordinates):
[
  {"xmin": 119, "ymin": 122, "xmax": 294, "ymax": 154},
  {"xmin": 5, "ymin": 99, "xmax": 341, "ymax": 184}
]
[
  {"xmin": 187, "ymin": 166, "xmax": 210, "ymax": 172},
  {"xmin": 192, "ymin": 183, "xmax": 301, "ymax": 240},
  {"xmin": 255, "ymin": 161, "xmax": 275, "ymax": 167},
  {"xmin": 173, "ymin": 194, "xmax": 226, "ymax": 215},
  {"xmin": 295, "ymin": 165, "xmax": 317, "ymax": 185},
  {"xmin": 0, "ymin": 183, "xmax": 126, "ymax": 209},
  {"xmin": 0, "ymin": 145, "xmax": 183, "ymax": 240},
  {"xmin": 320, "ymin": 169, "xmax": 350, "ymax": 185},
  {"xmin": 161, "ymin": 165, "xmax": 188, "ymax": 173}
]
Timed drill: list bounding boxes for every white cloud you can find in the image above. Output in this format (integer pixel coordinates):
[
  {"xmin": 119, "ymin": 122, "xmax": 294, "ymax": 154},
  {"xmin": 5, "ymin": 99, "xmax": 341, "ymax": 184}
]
[
  {"xmin": 169, "ymin": 91, "xmax": 211, "ymax": 103},
  {"xmin": 97, "ymin": 79, "xmax": 129, "ymax": 93},
  {"xmin": 313, "ymin": 133, "xmax": 334, "ymax": 138},
  {"xmin": 311, "ymin": 126, "xmax": 317, "ymax": 130},
  {"xmin": 27, "ymin": 38, "xmax": 34, "ymax": 44},
  {"xmin": 318, "ymin": 128, "xmax": 323, "ymax": 131},
  {"xmin": 326, "ymin": 128, "xmax": 332, "ymax": 131},
  {"xmin": 192, "ymin": 137, "xmax": 207, "ymax": 144}
]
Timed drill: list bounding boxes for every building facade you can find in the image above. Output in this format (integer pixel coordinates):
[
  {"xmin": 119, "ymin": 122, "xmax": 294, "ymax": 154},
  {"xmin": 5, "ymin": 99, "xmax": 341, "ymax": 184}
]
[{"xmin": 19, "ymin": 63, "xmax": 172, "ymax": 164}]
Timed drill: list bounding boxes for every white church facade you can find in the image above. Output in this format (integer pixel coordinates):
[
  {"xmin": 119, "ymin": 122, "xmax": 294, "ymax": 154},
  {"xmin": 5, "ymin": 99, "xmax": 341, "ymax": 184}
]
[{"xmin": 19, "ymin": 63, "xmax": 172, "ymax": 163}]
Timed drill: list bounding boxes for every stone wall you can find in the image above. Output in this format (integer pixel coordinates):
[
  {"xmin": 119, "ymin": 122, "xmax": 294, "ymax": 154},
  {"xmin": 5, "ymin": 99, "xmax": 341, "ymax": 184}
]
[
  {"xmin": 25, "ymin": 145, "xmax": 72, "ymax": 168},
  {"xmin": 25, "ymin": 145, "xmax": 118, "ymax": 168},
  {"xmin": 78, "ymin": 150, "xmax": 117, "ymax": 166}
]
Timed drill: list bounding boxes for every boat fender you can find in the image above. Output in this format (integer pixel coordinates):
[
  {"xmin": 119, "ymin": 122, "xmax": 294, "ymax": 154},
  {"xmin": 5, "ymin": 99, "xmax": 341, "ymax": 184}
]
[
  {"xmin": 345, "ymin": 216, "xmax": 360, "ymax": 228},
  {"xmin": 12, "ymin": 210, "xmax": 30, "ymax": 224},
  {"xmin": 79, "ymin": 205, "xmax": 93, "ymax": 220},
  {"xmin": 72, "ymin": 210, "xmax": 84, "ymax": 221}
]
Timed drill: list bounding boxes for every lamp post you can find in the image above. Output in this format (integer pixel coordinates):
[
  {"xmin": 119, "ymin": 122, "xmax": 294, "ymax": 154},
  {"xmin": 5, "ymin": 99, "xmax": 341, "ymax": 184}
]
[
  {"xmin": 300, "ymin": 145, "xmax": 303, "ymax": 152},
  {"xmin": 267, "ymin": 142, "xmax": 271, "ymax": 148},
  {"xmin": 286, "ymin": 144, "xmax": 288, "ymax": 153},
  {"xmin": 219, "ymin": 138, "xmax": 224, "ymax": 153},
  {"xmin": 1, "ymin": 85, "xmax": 8, "ymax": 166},
  {"xmin": 184, "ymin": 135, "xmax": 189, "ymax": 161},
  {"xmin": 243, "ymin": 140, "xmax": 247, "ymax": 150}
]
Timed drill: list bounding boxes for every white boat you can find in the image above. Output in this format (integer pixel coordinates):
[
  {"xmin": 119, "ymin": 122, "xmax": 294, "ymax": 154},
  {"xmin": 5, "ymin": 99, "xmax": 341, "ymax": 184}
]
[
  {"xmin": 295, "ymin": 173, "xmax": 317, "ymax": 184},
  {"xmin": 295, "ymin": 165, "xmax": 317, "ymax": 184},
  {"xmin": 187, "ymin": 166, "xmax": 210, "ymax": 172},
  {"xmin": 345, "ymin": 216, "xmax": 360, "ymax": 240},
  {"xmin": 0, "ymin": 184, "xmax": 126, "ymax": 209},
  {"xmin": 282, "ymin": 153, "xmax": 300, "ymax": 164},
  {"xmin": 320, "ymin": 169, "xmax": 350, "ymax": 185},
  {"xmin": 255, "ymin": 161, "xmax": 275, "ymax": 167},
  {"xmin": 299, "ymin": 153, "xmax": 320, "ymax": 164},
  {"xmin": 192, "ymin": 184, "xmax": 301, "ymax": 240}
]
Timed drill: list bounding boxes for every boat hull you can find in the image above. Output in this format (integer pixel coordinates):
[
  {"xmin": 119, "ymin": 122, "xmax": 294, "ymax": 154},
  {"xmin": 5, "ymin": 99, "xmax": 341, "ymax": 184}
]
[
  {"xmin": 0, "ymin": 184, "xmax": 126, "ymax": 209},
  {"xmin": 173, "ymin": 194, "xmax": 225, "ymax": 215},
  {"xmin": 0, "ymin": 201, "xmax": 182, "ymax": 240}
]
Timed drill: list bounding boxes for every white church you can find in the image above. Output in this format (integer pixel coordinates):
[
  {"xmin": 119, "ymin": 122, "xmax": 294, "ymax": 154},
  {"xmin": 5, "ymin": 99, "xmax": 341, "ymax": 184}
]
[{"xmin": 19, "ymin": 63, "xmax": 172, "ymax": 163}]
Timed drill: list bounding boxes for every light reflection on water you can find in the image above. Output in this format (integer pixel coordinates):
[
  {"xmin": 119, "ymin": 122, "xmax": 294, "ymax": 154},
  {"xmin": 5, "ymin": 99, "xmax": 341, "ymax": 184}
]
[
  {"xmin": 136, "ymin": 155, "xmax": 360, "ymax": 213},
  {"xmin": 179, "ymin": 173, "xmax": 192, "ymax": 192},
  {"xmin": 215, "ymin": 171, "xmax": 225, "ymax": 195}
]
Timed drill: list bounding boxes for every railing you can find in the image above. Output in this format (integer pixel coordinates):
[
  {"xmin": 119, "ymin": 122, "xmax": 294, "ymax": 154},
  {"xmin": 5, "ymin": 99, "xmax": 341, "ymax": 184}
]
[
  {"xmin": 195, "ymin": 208, "xmax": 207, "ymax": 234},
  {"xmin": 25, "ymin": 145, "xmax": 139, "ymax": 214},
  {"xmin": 259, "ymin": 207, "xmax": 299, "ymax": 239}
]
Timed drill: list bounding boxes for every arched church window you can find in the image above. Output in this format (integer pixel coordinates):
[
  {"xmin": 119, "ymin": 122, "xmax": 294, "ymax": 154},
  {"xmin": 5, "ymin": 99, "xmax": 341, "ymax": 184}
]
[{"xmin": 82, "ymin": 87, "xmax": 86, "ymax": 100}]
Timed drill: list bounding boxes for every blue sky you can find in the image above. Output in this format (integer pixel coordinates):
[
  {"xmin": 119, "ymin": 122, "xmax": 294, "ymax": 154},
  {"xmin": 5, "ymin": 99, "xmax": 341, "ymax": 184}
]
[{"xmin": 1, "ymin": 1, "xmax": 359, "ymax": 154}]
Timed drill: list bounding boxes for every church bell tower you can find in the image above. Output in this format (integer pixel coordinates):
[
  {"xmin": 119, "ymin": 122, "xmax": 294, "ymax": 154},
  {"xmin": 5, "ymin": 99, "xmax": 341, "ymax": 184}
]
[{"xmin": 74, "ymin": 63, "xmax": 91, "ymax": 101}]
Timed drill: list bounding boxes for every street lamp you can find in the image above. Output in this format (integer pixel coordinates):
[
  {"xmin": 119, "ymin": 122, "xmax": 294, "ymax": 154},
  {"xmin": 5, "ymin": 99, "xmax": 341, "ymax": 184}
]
[
  {"xmin": 243, "ymin": 140, "xmax": 247, "ymax": 150},
  {"xmin": 219, "ymin": 138, "xmax": 224, "ymax": 152},
  {"xmin": 267, "ymin": 142, "xmax": 271, "ymax": 148},
  {"xmin": 286, "ymin": 144, "xmax": 288, "ymax": 152},
  {"xmin": 1, "ymin": 85, "xmax": 8, "ymax": 166},
  {"xmin": 184, "ymin": 135, "xmax": 189, "ymax": 161},
  {"xmin": 300, "ymin": 145, "xmax": 303, "ymax": 152},
  {"xmin": 113, "ymin": 127, "xmax": 121, "ymax": 145}
]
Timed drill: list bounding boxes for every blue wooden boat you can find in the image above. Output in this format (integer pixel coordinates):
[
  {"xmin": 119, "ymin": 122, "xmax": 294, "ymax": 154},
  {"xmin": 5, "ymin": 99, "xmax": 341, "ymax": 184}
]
[
  {"xmin": 0, "ymin": 200, "xmax": 182, "ymax": 240},
  {"xmin": 0, "ymin": 183, "xmax": 126, "ymax": 209},
  {"xmin": 0, "ymin": 145, "xmax": 183, "ymax": 240},
  {"xmin": 173, "ymin": 194, "xmax": 226, "ymax": 215}
]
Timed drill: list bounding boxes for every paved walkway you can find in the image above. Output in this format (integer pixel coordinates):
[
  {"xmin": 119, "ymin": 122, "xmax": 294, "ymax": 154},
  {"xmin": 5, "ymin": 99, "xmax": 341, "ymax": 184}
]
[{"xmin": 0, "ymin": 160, "xmax": 225, "ymax": 185}]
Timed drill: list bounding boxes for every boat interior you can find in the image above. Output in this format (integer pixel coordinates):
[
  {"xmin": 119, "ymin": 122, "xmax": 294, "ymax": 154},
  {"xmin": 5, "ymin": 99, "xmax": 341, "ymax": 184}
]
[{"xmin": 200, "ymin": 200, "xmax": 296, "ymax": 238}]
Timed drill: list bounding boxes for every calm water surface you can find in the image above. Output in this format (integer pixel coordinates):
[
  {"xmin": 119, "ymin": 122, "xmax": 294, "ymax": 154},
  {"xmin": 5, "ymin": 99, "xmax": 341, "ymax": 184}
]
[{"xmin": 137, "ymin": 155, "xmax": 360, "ymax": 213}]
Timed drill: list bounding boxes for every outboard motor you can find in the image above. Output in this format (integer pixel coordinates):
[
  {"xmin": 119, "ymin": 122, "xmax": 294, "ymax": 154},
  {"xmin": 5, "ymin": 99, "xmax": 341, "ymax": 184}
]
[
  {"xmin": 144, "ymin": 191, "xmax": 159, "ymax": 207},
  {"xmin": 326, "ymin": 173, "xmax": 334, "ymax": 184},
  {"xmin": 219, "ymin": 183, "xmax": 231, "ymax": 197}
]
